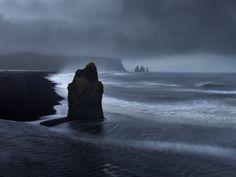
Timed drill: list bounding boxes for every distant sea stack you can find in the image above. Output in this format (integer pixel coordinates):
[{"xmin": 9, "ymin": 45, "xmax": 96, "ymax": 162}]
[
  {"xmin": 134, "ymin": 65, "xmax": 149, "ymax": 72},
  {"xmin": 0, "ymin": 53, "xmax": 126, "ymax": 72}
]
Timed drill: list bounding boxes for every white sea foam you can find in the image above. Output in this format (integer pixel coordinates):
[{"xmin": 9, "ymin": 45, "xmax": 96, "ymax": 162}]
[
  {"xmin": 178, "ymin": 89, "xmax": 236, "ymax": 95},
  {"xmin": 103, "ymin": 96, "xmax": 236, "ymax": 127},
  {"xmin": 141, "ymin": 81, "xmax": 182, "ymax": 87},
  {"xmin": 102, "ymin": 80, "xmax": 182, "ymax": 88},
  {"xmin": 195, "ymin": 82, "xmax": 225, "ymax": 87}
]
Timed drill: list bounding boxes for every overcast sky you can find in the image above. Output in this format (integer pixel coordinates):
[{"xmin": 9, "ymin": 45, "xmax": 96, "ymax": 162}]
[{"xmin": 0, "ymin": 0, "xmax": 236, "ymax": 71}]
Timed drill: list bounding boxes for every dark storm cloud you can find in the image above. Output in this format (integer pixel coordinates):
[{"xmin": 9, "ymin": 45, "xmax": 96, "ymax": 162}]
[
  {"xmin": 121, "ymin": 0, "xmax": 236, "ymax": 56},
  {"xmin": 0, "ymin": 0, "xmax": 122, "ymax": 56},
  {"xmin": 0, "ymin": 0, "xmax": 236, "ymax": 58}
]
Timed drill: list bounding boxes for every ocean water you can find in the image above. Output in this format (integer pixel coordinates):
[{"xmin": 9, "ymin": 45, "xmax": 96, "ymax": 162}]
[{"xmin": 47, "ymin": 72, "xmax": 236, "ymax": 128}]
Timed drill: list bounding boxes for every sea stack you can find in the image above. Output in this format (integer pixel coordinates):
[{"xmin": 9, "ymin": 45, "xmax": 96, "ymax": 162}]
[
  {"xmin": 67, "ymin": 62, "xmax": 104, "ymax": 121},
  {"xmin": 134, "ymin": 65, "xmax": 150, "ymax": 72}
]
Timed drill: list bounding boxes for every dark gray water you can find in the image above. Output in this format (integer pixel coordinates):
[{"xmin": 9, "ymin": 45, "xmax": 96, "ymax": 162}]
[
  {"xmin": 100, "ymin": 72, "xmax": 236, "ymax": 127},
  {"xmin": 40, "ymin": 72, "xmax": 236, "ymax": 177}
]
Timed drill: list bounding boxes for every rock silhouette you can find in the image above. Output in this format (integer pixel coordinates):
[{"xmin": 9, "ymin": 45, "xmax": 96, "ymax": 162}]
[
  {"xmin": 134, "ymin": 65, "xmax": 149, "ymax": 72},
  {"xmin": 67, "ymin": 62, "xmax": 104, "ymax": 121}
]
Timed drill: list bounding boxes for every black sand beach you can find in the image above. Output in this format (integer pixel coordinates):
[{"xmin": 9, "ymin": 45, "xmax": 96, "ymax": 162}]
[
  {"xmin": 0, "ymin": 71, "xmax": 63, "ymax": 121},
  {"xmin": 1, "ymin": 118, "xmax": 236, "ymax": 177},
  {"xmin": 1, "ymin": 71, "xmax": 236, "ymax": 177}
]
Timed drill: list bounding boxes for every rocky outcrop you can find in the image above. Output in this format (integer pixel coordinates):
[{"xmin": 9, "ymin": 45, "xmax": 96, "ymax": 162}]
[
  {"xmin": 134, "ymin": 65, "xmax": 149, "ymax": 72},
  {"xmin": 67, "ymin": 63, "xmax": 104, "ymax": 121}
]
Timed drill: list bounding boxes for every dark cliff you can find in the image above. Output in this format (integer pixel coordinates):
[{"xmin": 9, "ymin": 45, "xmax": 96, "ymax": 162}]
[{"xmin": 0, "ymin": 53, "xmax": 126, "ymax": 72}]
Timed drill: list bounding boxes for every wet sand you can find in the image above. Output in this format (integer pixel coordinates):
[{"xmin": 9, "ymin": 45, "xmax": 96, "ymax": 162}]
[
  {"xmin": 0, "ymin": 71, "xmax": 63, "ymax": 121},
  {"xmin": 1, "ymin": 117, "xmax": 236, "ymax": 177}
]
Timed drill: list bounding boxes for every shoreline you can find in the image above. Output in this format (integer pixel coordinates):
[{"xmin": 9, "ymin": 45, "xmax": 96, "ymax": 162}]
[
  {"xmin": 1, "ymin": 71, "xmax": 236, "ymax": 176},
  {"xmin": 0, "ymin": 71, "xmax": 63, "ymax": 121}
]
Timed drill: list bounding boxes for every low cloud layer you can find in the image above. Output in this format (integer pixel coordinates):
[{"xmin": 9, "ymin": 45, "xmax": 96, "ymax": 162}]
[{"xmin": 0, "ymin": 0, "xmax": 235, "ymax": 60}]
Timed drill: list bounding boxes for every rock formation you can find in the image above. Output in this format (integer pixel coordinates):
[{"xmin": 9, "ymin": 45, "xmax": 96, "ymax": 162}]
[
  {"xmin": 134, "ymin": 65, "xmax": 150, "ymax": 72},
  {"xmin": 67, "ymin": 62, "xmax": 104, "ymax": 121}
]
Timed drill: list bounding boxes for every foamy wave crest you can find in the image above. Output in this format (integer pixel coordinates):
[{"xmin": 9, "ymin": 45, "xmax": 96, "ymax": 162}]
[
  {"xmin": 103, "ymin": 96, "xmax": 236, "ymax": 127},
  {"xmin": 46, "ymin": 73, "xmax": 74, "ymax": 98},
  {"xmin": 102, "ymin": 80, "xmax": 181, "ymax": 88},
  {"xmin": 178, "ymin": 89, "xmax": 236, "ymax": 95},
  {"xmin": 195, "ymin": 82, "xmax": 226, "ymax": 88},
  {"xmin": 141, "ymin": 81, "xmax": 181, "ymax": 87}
]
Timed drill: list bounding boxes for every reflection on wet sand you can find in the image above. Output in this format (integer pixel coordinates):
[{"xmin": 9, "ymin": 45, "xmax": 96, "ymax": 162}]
[{"xmin": 68, "ymin": 120, "xmax": 104, "ymax": 135}]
